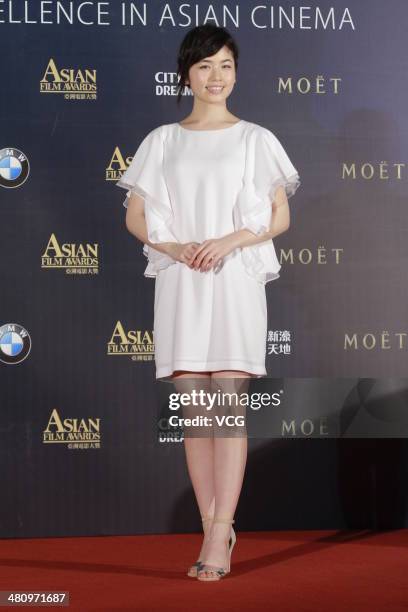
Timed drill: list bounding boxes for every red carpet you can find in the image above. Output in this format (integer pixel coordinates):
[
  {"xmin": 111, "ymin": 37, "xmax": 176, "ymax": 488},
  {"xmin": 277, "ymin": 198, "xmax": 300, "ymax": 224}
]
[{"xmin": 1, "ymin": 530, "xmax": 407, "ymax": 611}]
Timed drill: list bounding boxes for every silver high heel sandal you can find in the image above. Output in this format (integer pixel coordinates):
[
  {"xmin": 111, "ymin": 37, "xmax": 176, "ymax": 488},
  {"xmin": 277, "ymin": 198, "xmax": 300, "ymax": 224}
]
[
  {"xmin": 187, "ymin": 516, "xmax": 213, "ymax": 578},
  {"xmin": 197, "ymin": 518, "xmax": 236, "ymax": 581}
]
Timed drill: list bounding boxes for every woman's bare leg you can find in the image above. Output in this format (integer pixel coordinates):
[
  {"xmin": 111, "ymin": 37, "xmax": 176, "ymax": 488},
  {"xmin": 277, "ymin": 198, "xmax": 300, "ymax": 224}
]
[
  {"xmin": 171, "ymin": 371, "xmax": 215, "ymax": 562},
  {"xmin": 198, "ymin": 370, "xmax": 250, "ymax": 579}
]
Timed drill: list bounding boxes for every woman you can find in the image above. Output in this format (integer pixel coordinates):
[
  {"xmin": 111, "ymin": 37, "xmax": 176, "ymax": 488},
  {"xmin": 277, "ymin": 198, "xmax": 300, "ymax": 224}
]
[{"xmin": 117, "ymin": 24, "xmax": 300, "ymax": 581}]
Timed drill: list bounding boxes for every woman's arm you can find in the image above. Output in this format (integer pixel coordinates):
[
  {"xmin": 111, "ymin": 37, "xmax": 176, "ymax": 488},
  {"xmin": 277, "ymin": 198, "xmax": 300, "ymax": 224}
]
[
  {"xmin": 188, "ymin": 186, "xmax": 290, "ymax": 271},
  {"xmin": 124, "ymin": 193, "xmax": 199, "ymax": 267},
  {"xmin": 124, "ymin": 192, "xmax": 176, "ymax": 256},
  {"xmin": 230, "ymin": 185, "xmax": 290, "ymax": 249}
]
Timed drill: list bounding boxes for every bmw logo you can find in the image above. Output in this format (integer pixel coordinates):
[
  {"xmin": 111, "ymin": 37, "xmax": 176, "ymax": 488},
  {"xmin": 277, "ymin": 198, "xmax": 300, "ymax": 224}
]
[
  {"xmin": 0, "ymin": 323, "xmax": 32, "ymax": 364},
  {"xmin": 0, "ymin": 148, "xmax": 30, "ymax": 188}
]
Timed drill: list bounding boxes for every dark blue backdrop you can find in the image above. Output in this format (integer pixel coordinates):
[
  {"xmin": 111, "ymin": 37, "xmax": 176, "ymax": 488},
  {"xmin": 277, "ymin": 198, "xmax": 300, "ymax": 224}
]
[{"xmin": 1, "ymin": 1, "xmax": 407, "ymax": 537}]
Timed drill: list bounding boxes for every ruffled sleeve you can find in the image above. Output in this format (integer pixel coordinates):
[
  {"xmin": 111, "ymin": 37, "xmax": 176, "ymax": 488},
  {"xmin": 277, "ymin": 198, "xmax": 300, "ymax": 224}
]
[
  {"xmin": 233, "ymin": 125, "xmax": 300, "ymax": 285},
  {"xmin": 116, "ymin": 125, "xmax": 177, "ymax": 278}
]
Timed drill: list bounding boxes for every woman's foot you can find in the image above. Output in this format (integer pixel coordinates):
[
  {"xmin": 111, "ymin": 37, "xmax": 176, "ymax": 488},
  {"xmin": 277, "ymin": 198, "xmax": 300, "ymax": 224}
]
[
  {"xmin": 197, "ymin": 518, "xmax": 235, "ymax": 581},
  {"xmin": 187, "ymin": 516, "xmax": 213, "ymax": 577}
]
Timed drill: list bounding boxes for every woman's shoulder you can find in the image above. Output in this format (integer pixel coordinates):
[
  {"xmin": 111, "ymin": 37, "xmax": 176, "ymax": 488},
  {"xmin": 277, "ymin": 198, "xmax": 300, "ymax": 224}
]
[
  {"xmin": 144, "ymin": 120, "xmax": 277, "ymax": 142},
  {"xmin": 244, "ymin": 120, "xmax": 276, "ymax": 138},
  {"xmin": 155, "ymin": 122, "xmax": 178, "ymax": 134},
  {"xmin": 141, "ymin": 124, "xmax": 166, "ymax": 139},
  {"xmin": 243, "ymin": 122, "xmax": 290, "ymax": 151},
  {"xmin": 158, "ymin": 120, "xmax": 257, "ymax": 133},
  {"xmin": 140, "ymin": 123, "xmax": 179, "ymax": 143}
]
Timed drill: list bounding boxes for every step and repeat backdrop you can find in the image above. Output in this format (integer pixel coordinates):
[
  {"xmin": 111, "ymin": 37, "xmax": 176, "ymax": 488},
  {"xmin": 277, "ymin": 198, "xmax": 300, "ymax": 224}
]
[{"xmin": 1, "ymin": 1, "xmax": 408, "ymax": 538}]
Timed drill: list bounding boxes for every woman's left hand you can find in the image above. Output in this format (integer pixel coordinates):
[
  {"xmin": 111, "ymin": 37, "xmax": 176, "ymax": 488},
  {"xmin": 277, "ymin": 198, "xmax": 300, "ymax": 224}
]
[{"xmin": 188, "ymin": 235, "xmax": 240, "ymax": 272}]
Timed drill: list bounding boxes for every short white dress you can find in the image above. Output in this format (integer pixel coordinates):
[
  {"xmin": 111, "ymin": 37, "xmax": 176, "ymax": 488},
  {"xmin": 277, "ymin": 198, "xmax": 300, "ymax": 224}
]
[{"xmin": 117, "ymin": 120, "xmax": 300, "ymax": 381}]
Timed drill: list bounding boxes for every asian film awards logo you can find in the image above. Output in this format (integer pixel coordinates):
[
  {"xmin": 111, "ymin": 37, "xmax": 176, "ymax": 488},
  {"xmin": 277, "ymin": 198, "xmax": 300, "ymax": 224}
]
[
  {"xmin": 107, "ymin": 321, "xmax": 154, "ymax": 362},
  {"xmin": 41, "ymin": 233, "xmax": 99, "ymax": 275},
  {"xmin": 43, "ymin": 409, "xmax": 101, "ymax": 450},
  {"xmin": 40, "ymin": 58, "xmax": 97, "ymax": 100}
]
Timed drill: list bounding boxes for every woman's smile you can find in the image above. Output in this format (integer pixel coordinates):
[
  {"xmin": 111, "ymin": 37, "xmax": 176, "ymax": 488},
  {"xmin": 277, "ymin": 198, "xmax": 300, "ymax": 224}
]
[{"xmin": 206, "ymin": 85, "xmax": 224, "ymax": 94}]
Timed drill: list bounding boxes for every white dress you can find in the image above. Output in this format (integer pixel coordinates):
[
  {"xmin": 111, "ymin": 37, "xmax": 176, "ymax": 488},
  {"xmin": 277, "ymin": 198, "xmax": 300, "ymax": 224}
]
[{"xmin": 117, "ymin": 120, "xmax": 300, "ymax": 381}]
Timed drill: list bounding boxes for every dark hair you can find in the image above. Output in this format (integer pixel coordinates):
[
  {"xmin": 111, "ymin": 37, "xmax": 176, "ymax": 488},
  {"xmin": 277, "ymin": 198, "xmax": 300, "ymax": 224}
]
[{"xmin": 176, "ymin": 25, "xmax": 239, "ymax": 106}]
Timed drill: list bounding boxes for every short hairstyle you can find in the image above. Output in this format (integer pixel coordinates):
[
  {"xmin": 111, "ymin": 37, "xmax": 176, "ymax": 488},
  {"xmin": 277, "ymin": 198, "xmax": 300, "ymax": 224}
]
[{"xmin": 176, "ymin": 25, "xmax": 239, "ymax": 105}]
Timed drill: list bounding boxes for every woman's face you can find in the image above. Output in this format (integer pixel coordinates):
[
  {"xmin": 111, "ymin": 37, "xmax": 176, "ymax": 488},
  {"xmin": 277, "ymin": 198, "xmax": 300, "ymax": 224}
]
[{"xmin": 186, "ymin": 45, "xmax": 236, "ymax": 103}]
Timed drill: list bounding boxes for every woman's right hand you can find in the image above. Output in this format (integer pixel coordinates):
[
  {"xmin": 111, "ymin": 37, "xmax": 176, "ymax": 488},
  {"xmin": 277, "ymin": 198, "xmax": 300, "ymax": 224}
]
[{"xmin": 164, "ymin": 242, "xmax": 201, "ymax": 268}]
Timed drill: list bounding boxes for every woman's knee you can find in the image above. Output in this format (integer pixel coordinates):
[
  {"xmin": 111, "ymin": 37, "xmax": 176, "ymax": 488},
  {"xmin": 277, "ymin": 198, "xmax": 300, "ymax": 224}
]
[{"xmin": 172, "ymin": 370, "xmax": 212, "ymax": 379}]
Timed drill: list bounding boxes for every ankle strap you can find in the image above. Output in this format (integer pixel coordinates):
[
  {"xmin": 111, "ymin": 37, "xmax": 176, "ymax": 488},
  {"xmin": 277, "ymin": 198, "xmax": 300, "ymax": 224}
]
[
  {"xmin": 213, "ymin": 517, "xmax": 235, "ymax": 524},
  {"xmin": 201, "ymin": 515, "xmax": 213, "ymax": 523}
]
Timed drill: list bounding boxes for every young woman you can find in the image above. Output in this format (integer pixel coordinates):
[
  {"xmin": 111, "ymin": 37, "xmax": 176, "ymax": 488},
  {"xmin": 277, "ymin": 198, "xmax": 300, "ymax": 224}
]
[{"xmin": 117, "ymin": 24, "xmax": 300, "ymax": 581}]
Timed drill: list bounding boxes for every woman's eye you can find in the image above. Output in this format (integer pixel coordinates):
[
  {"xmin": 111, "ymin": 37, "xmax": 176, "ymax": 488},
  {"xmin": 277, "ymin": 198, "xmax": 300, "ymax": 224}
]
[{"xmin": 199, "ymin": 65, "xmax": 231, "ymax": 69}]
